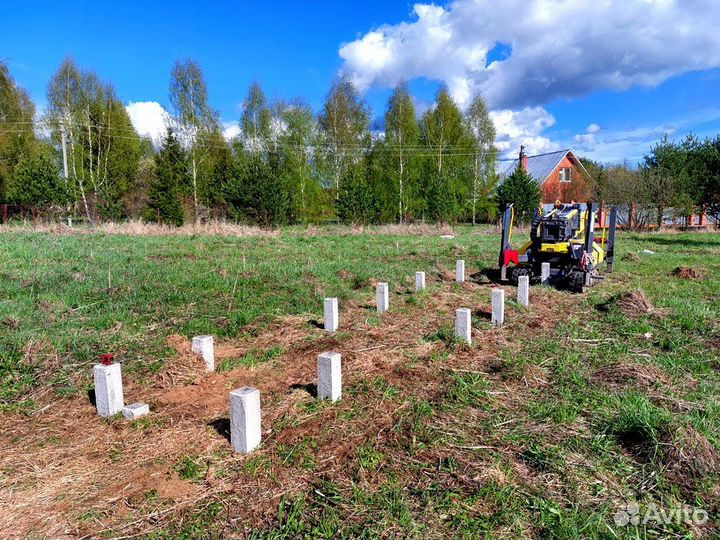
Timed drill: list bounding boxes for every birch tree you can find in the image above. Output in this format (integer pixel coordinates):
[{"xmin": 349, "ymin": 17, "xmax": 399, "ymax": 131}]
[
  {"xmin": 420, "ymin": 88, "xmax": 471, "ymax": 223},
  {"xmin": 46, "ymin": 57, "xmax": 140, "ymax": 220},
  {"xmin": 385, "ymin": 82, "xmax": 419, "ymax": 223},
  {"xmin": 317, "ymin": 80, "xmax": 370, "ymax": 200},
  {"xmin": 278, "ymin": 100, "xmax": 319, "ymax": 223},
  {"xmin": 465, "ymin": 94, "xmax": 497, "ymax": 223},
  {"xmin": 241, "ymin": 81, "xmax": 272, "ymax": 150},
  {"xmin": 169, "ymin": 59, "xmax": 219, "ymax": 223}
]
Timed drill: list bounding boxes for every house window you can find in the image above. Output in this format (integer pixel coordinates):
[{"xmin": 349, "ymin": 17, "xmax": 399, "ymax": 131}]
[{"xmin": 559, "ymin": 167, "xmax": 572, "ymax": 183}]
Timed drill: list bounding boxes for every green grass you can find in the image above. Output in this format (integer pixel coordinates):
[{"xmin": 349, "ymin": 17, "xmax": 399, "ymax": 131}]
[
  {"xmin": 1, "ymin": 226, "xmax": 719, "ymax": 539},
  {"xmin": 0, "ymin": 227, "xmax": 495, "ymax": 409}
]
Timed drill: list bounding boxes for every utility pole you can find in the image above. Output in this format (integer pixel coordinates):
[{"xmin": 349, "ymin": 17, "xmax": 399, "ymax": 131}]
[{"xmin": 60, "ymin": 121, "xmax": 69, "ymax": 181}]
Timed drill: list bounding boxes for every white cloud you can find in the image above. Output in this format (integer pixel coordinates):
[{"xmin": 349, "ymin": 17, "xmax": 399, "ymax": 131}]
[
  {"xmin": 125, "ymin": 101, "xmax": 169, "ymax": 144},
  {"xmin": 222, "ymin": 121, "xmax": 241, "ymax": 141},
  {"xmin": 339, "ymin": 0, "xmax": 720, "ymax": 110},
  {"xmin": 586, "ymin": 123, "xmax": 602, "ymax": 134},
  {"xmin": 491, "ymin": 106, "xmax": 557, "ymax": 158}
]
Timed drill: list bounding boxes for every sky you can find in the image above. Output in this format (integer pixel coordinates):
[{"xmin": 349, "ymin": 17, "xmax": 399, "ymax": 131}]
[{"xmin": 3, "ymin": 0, "xmax": 720, "ymax": 163}]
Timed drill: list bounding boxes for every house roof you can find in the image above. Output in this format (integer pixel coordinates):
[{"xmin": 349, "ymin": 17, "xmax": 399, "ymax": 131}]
[{"xmin": 500, "ymin": 149, "xmax": 587, "ymax": 184}]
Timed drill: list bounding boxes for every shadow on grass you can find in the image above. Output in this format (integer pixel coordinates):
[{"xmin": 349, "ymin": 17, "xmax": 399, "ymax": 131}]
[
  {"xmin": 290, "ymin": 383, "xmax": 317, "ymax": 398},
  {"xmin": 472, "ymin": 266, "xmax": 502, "ymax": 284},
  {"xmin": 208, "ymin": 418, "xmax": 231, "ymax": 443}
]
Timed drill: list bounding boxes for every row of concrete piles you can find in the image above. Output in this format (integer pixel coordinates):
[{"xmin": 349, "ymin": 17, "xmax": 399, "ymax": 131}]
[
  {"xmin": 325, "ymin": 260, "xmax": 536, "ymax": 345},
  {"xmin": 92, "ymin": 258, "xmax": 541, "ymax": 455}
]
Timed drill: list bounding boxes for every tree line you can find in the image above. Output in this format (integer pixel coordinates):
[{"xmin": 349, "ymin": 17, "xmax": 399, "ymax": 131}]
[
  {"xmin": 1, "ymin": 57, "xmax": 719, "ymax": 227},
  {"xmin": 584, "ymin": 135, "xmax": 720, "ymax": 228},
  {"xmin": 0, "ymin": 57, "xmax": 498, "ymax": 226}
]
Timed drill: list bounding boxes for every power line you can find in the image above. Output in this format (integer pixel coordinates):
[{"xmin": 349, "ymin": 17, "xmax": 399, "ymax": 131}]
[{"xmin": 1, "ymin": 118, "xmax": 517, "ymax": 159}]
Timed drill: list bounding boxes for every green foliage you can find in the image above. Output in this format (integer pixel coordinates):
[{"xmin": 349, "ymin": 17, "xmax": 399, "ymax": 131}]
[
  {"xmin": 0, "ymin": 60, "xmax": 36, "ymax": 203},
  {"xmin": 7, "ymin": 56, "xmax": 720, "ymax": 228},
  {"xmin": 7, "ymin": 144, "xmax": 68, "ymax": 207},
  {"xmin": 336, "ymin": 166, "xmax": 376, "ymax": 224},
  {"xmin": 465, "ymin": 94, "xmax": 498, "ymax": 223},
  {"xmin": 278, "ymin": 101, "xmax": 325, "ymax": 223},
  {"xmin": 420, "ymin": 87, "xmax": 473, "ymax": 223},
  {"xmin": 316, "ymin": 79, "xmax": 370, "ymax": 197},
  {"xmin": 46, "ymin": 56, "xmax": 142, "ymax": 220},
  {"xmin": 382, "ymin": 82, "xmax": 421, "ymax": 223},
  {"xmin": 496, "ymin": 162, "xmax": 542, "ymax": 223},
  {"xmin": 169, "ymin": 59, "xmax": 220, "ymax": 222},
  {"xmin": 144, "ymin": 128, "xmax": 186, "ymax": 226},
  {"xmin": 225, "ymin": 83, "xmax": 292, "ymax": 226}
]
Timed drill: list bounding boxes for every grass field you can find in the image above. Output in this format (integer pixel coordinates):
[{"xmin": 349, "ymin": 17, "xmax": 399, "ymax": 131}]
[{"xmin": 1, "ymin": 226, "xmax": 719, "ymax": 539}]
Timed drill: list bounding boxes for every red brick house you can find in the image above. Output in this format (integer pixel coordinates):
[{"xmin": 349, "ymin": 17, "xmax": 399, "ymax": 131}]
[{"xmin": 501, "ymin": 148, "xmax": 592, "ymax": 204}]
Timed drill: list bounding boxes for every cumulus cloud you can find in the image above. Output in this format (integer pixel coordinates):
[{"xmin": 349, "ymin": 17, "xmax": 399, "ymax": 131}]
[
  {"xmin": 491, "ymin": 106, "xmax": 557, "ymax": 157},
  {"xmin": 127, "ymin": 105, "xmax": 246, "ymax": 144},
  {"xmin": 222, "ymin": 121, "xmax": 241, "ymax": 141},
  {"xmin": 125, "ymin": 101, "xmax": 170, "ymax": 144},
  {"xmin": 339, "ymin": 0, "xmax": 720, "ymax": 110}
]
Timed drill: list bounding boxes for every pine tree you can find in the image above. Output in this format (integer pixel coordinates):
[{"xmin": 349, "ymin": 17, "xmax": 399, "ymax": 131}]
[
  {"xmin": 337, "ymin": 166, "xmax": 376, "ymax": 224},
  {"xmin": 145, "ymin": 128, "xmax": 186, "ymax": 226},
  {"xmin": 496, "ymin": 163, "xmax": 542, "ymax": 223},
  {"xmin": 0, "ymin": 60, "xmax": 36, "ymax": 204},
  {"xmin": 7, "ymin": 144, "xmax": 67, "ymax": 208},
  {"xmin": 227, "ymin": 82, "xmax": 290, "ymax": 226}
]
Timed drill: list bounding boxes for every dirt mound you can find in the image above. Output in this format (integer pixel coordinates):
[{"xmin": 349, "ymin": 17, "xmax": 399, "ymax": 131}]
[
  {"xmin": 663, "ymin": 426, "xmax": 720, "ymax": 491},
  {"xmin": 603, "ymin": 290, "xmax": 664, "ymax": 318},
  {"xmin": 618, "ymin": 290, "xmax": 657, "ymax": 316},
  {"xmin": 436, "ymin": 267, "xmax": 456, "ymax": 282},
  {"xmin": 671, "ymin": 266, "xmax": 707, "ymax": 280},
  {"xmin": 593, "ymin": 361, "xmax": 671, "ymax": 388},
  {"xmin": 621, "ymin": 252, "xmax": 639, "ymax": 262}
]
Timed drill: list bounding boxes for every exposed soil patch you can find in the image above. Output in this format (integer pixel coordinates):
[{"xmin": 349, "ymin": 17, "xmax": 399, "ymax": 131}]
[
  {"xmin": 671, "ymin": 266, "xmax": 708, "ymax": 280},
  {"xmin": 600, "ymin": 289, "xmax": 665, "ymax": 318},
  {"xmin": 158, "ymin": 333, "xmax": 207, "ymax": 387},
  {"xmin": 616, "ymin": 426, "xmax": 662, "ymax": 464},
  {"xmin": 436, "ymin": 268, "xmax": 457, "ymax": 282}
]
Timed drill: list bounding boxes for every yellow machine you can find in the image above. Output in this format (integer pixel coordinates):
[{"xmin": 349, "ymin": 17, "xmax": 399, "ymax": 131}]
[{"xmin": 499, "ymin": 201, "xmax": 617, "ymax": 292}]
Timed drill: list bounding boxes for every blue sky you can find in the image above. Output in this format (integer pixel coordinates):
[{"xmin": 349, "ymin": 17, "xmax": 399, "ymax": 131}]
[{"xmin": 3, "ymin": 0, "xmax": 720, "ymax": 163}]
